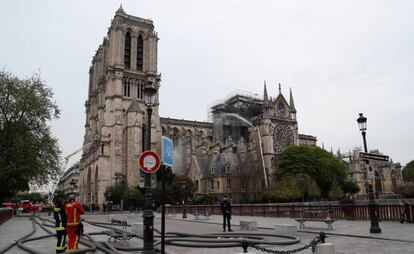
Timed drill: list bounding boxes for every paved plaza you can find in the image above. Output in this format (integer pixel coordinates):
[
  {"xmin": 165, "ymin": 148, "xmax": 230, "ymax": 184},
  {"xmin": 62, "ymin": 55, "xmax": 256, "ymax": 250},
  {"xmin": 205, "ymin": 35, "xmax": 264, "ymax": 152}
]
[{"xmin": 0, "ymin": 212, "xmax": 413, "ymax": 254}]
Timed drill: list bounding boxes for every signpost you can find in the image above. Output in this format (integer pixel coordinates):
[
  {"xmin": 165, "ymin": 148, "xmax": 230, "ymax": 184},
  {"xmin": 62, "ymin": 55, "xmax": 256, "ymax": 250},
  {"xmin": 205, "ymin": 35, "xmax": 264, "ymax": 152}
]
[
  {"xmin": 138, "ymin": 151, "xmax": 161, "ymax": 189},
  {"xmin": 367, "ymin": 165, "xmax": 375, "ymax": 180},
  {"xmin": 367, "ymin": 164, "xmax": 375, "ymax": 186},
  {"xmin": 161, "ymin": 136, "xmax": 173, "ymax": 167},
  {"xmin": 139, "ymin": 151, "xmax": 161, "ymax": 174},
  {"xmin": 360, "ymin": 152, "xmax": 389, "ymax": 162},
  {"xmin": 161, "ymin": 136, "xmax": 173, "ymax": 254}
]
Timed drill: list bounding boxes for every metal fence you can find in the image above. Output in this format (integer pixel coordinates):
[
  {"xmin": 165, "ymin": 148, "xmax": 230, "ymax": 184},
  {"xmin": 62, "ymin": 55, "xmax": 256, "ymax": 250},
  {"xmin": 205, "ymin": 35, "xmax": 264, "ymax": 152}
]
[{"xmin": 177, "ymin": 203, "xmax": 414, "ymax": 221}]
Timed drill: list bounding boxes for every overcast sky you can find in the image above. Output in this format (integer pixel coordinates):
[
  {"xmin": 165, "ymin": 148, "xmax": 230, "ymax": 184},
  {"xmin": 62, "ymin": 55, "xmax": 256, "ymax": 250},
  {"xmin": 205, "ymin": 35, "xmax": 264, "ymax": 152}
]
[{"xmin": 1, "ymin": 0, "xmax": 413, "ymax": 171}]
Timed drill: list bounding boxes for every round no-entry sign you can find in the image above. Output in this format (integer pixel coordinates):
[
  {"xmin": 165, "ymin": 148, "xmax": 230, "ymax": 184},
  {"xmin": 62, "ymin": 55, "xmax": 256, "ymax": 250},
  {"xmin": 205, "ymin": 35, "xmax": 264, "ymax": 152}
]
[{"xmin": 139, "ymin": 151, "xmax": 161, "ymax": 174}]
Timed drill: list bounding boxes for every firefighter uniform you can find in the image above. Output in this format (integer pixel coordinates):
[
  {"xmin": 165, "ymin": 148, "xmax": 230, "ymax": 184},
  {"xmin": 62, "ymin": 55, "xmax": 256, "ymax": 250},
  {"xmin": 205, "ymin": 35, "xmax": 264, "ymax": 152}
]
[
  {"xmin": 65, "ymin": 201, "xmax": 85, "ymax": 251},
  {"xmin": 53, "ymin": 206, "xmax": 67, "ymax": 253}
]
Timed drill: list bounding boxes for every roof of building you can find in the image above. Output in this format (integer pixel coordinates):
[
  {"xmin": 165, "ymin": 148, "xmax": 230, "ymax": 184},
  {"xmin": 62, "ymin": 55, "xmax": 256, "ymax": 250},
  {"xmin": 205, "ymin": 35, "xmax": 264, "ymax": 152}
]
[
  {"xmin": 194, "ymin": 153, "xmax": 241, "ymax": 178},
  {"xmin": 160, "ymin": 117, "xmax": 213, "ymax": 128}
]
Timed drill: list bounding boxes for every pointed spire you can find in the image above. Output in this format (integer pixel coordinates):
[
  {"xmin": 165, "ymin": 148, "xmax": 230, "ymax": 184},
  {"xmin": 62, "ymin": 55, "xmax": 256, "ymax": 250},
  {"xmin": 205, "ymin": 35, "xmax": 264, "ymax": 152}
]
[
  {"xmin": 289, "ymin": 88, "xmax": 296, "ymax": 112},
  {"xmin": 278, "ymin": 83, "xmax": 282, "ymax": 94},
  {"xmin": 330, "ymin": 147, "xmax": 333, "ymax": 154},
  {"xmin": 322, "ymin": 142, "xmax": 325, "ymax": 149},
  {"xmin": 263, "ymin": 81, "xmax": 268, "ymax": 101},
  {"xmin": 116, "ymin": 4, "xmax": 125, "ymax": 15}
]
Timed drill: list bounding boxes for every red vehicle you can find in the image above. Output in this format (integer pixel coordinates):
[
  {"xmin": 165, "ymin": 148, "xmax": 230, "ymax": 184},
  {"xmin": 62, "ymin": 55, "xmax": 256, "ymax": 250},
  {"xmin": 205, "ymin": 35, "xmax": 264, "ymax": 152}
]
[
  {"xmin": 18, "ymin": 200, "xmax": 32, "ymax": 213},
  {"xmin": 2, "ymin": 202, "xmax": 17, "ymax": 210},
  {"xmin": 19, "ymin": 200, "xmax": 43, "ymax": 212},
  {"xmin": 42, "ymin": 203, "xmax": 52, "ymax": 212}
]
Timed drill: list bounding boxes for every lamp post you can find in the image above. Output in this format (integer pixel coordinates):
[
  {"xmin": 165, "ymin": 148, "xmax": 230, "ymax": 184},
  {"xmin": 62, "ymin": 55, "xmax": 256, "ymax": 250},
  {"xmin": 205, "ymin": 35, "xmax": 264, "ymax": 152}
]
[
  {"xmin": 90, "ymin": 182, "xmax": 93, "ymax": 213},
  {"xmin": 115, "ymin": 173, "xmax": 123, "ymax": 211},
  {"xmin": 142, "ymin": 80, "xmax": 157, "ymax": 254},
  {"xmin": 357, "ymin": 113, "xmax": 381, "ymax": 233},
  {"xmin": 182, "ymin": 181, "xmax": 187, "ymax": 219},
  {"xmin": 69, "ymin": 180, "xmax": 76, "ymax": 195}
]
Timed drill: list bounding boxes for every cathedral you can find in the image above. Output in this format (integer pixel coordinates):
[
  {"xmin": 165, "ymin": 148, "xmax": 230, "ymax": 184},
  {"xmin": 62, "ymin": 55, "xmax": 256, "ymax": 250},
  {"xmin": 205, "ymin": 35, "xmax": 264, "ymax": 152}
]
[{"xmin": 78, "ymin": 7, "xmax": 316, "ymax": 207}]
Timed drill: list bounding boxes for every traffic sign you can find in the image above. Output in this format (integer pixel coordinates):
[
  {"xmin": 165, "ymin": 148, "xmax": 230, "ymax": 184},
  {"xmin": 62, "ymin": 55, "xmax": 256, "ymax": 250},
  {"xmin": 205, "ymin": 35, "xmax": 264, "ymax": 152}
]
[
  {"xmin": 367, "ymin": 165, "xmax": 375, "ymax": 180},
  {"xmin": 360, "ymin": 152, "xmax": 389, "ymax": 162},
  {"xmin": 161, "ymin": 136, "xmax": 173, "ymax": 167},
  {"xmin": 139, "ymin": 151, "xmax": 161, "ymax": 174}
]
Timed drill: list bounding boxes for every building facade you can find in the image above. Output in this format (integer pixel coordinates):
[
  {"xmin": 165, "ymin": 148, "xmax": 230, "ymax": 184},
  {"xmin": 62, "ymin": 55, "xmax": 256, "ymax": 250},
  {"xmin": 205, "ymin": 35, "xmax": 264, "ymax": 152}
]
[
  {"xmin": 56, "ymin": 163, "xmax": 80, "ymax": 197},
  {"xmin": 78, "ymin": 6, "xmax": 162, "ymax": 207},
  {"xmin": 338, "ymin": 149, "xmax": 403, "ymax": 198},
  {"xmin": 78, "ymin": 8, "xmax": 316, "ymax": 207}
]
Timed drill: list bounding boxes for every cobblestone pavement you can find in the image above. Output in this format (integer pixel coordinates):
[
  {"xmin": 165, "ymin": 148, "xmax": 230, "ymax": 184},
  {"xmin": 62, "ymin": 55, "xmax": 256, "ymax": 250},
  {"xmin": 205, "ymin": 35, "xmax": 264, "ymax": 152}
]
[{"xmin": 1, "ymin": 212, "xmax": 413, "ymax": 254}]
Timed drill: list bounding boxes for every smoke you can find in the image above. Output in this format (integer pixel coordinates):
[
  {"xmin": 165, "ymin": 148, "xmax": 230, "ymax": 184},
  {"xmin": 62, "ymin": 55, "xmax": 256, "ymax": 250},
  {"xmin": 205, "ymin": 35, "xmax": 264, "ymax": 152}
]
[{"xmin": 172, "ymin": 135, "xmax": 187, "ymax": 175}]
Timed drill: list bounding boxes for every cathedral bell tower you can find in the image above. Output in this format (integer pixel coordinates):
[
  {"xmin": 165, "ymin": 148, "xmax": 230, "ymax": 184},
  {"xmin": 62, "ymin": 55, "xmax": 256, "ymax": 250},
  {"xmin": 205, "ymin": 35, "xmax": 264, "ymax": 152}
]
[
  {"xmin": 259, "ymin": 83, "xmax": 299, "ymax": 184},
  {"xmin": 79, "ymin": 6, "xmax": 161, "ymax": 209}
]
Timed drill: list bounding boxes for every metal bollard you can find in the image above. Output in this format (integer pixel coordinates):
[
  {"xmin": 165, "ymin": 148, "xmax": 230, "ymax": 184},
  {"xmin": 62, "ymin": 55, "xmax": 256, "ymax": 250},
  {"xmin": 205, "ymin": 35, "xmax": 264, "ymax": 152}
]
[
  {"xmin": 316, "ymin": 243, "xmax": 335, "ymax": 254},
  {"xmin": 234, "ymin": 241, "xmax": 257, "ymax": 254}
]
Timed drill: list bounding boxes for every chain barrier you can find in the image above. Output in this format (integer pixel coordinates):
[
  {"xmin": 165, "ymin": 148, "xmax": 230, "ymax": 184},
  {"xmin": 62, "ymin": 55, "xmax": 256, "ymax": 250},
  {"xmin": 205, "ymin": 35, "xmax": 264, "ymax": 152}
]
[{"xmin": 241, "ymin": 232, "xmax": 326, "ymax": 254}]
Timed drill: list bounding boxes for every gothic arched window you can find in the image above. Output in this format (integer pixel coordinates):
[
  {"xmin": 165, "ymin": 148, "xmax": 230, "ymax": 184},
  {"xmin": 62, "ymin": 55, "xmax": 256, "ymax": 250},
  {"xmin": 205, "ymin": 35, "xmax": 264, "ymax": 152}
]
[
  {"xmin": 137, "ymin": 35, "xmax": 143, "ymax": 71},
  {"xmin": 123, "ymin": 79, "xmax": 130, "ymax": 97},
  {"xmin": 124, "ymin": 32, "xmax": 131, "ymax": 69}
]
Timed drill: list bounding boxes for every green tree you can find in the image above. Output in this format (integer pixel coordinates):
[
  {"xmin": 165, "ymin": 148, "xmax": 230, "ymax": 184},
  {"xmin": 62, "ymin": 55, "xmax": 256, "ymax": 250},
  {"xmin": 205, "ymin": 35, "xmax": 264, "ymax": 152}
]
[
  {"xmin": 295, "ymin": 174, "xmax": 321, "ymax": 200},
  {"xmin": 122, "ymin": 186, "xmax": 144, "ymax": 210},
  {"xmin": 196, "ymin": 194, "xmax": 218, "ymax": 205},
  {"xmin": 0, "ymin": 70, "xmax": 61, "ymax": 203},
  {"xmin": 170, "ymin": 175, "xmax": 196, "ymax": 205},
  {"xmin": 276, "ymin": 145, "xmax": 348, "ymax": 198},
  {"xmin": 264, "ymin": 174, "xmax": 320, "ymax": 202},
  {"xmin": 104, "ymin": 183, "xmax": 127, "ymax": 204},
  {"xmin": 264, "ymin": 176, "xmax": 301, "ymax": 202},
  {"xmin": 151, "ymin": 170, "xmax": 196, "ymax": 208},
  {"xmin": 152, "ymin": 184, "xmax": 175, "ymax": 208},
  {"xmin": 402, "ymin": 160, "xmax": 414, "ymax": 182},
  {"xmin": 342, "ymin": 180, "xmax": 360, "ymax": 197},
  {"xmin": 328, "ymin": 182, "xmax": 344, "ymax": 200}
]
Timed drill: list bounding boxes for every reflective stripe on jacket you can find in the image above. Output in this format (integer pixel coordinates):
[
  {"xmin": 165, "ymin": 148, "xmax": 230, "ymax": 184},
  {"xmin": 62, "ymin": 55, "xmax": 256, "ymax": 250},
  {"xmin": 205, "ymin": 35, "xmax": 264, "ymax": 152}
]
[
  {"xmin": 65, "ymin": 202, "xmax": 85, "ymax": 227},
  {"xmin": 53, "ymin": 207, "xmax": 67, "ymax": 231}
]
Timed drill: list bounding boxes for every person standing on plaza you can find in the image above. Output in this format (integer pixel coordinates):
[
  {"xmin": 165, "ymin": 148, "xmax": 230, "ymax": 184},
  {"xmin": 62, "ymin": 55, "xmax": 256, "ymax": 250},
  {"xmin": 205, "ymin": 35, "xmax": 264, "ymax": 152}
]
[
  {"xmin": 53, "ymin": 197, "xmax": 67, "ymax": 253},
  {"xmin": 220, "ymin": 195, "xmax": 232, "ymax": 232},
  {"xmin": 65, "ymin": 196, "xmax": 85, "ymax": 251}
]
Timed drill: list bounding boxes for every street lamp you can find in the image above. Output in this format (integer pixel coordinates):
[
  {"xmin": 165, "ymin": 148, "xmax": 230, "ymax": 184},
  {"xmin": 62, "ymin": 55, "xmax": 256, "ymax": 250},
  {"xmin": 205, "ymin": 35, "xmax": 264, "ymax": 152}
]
[
  {"xmin": 142, "ymin": 79, "xmax": 157, "ymax": 254},
  {"xmin": 182, "ymin": 181, "xmax": 187, "ymax": 219},
  {"xmin": 357, "ymin": 113, "xmax": 381, "ymax": 233},
  {"xmin": 69, "ymin": 179, "xmax": 76, "ymax": 195},
  {"xmin": 115, "ymin": 173, "xmax": 123, "ymax": 211},
  {"xmin": 90, "ymin": 182, "xmax": 93, "ymax": 213}
]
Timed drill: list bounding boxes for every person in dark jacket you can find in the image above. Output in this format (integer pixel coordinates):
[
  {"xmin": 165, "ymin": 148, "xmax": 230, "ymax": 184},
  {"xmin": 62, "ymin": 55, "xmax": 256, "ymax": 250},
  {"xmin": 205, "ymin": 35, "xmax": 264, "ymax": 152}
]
[
  {"xmin": 53, "ymin": 197, "xmax": 67, "ymax": 253},
  {"xmin": 220, "ymin": 195, "xmax": 232, "ymax": 232}
]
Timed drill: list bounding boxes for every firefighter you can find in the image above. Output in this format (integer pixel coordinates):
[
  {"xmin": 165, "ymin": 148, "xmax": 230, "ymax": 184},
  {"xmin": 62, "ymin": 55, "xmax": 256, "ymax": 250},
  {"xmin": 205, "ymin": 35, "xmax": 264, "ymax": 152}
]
[
  {"xmin": 53, "ymin": 197, "xmax": 67, "ymax": 253},
  {"xmin": 65, "ymin": 195, "xmax": 85, "ymax": 251}
]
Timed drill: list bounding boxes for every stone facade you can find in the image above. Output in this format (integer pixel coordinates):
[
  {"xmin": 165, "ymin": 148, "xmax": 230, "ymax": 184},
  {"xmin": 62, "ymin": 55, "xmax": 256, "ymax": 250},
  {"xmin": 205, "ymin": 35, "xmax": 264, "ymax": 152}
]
[
  {"xmin": 338, "ymin": 149, "xmax": 403, "ymax": 198},
  {"xmin": 78, "ymin": 8, "xmax": 317, "ymax": 207},
  {"xmin": 78, "ymin": 6, "xmax": 162, "ymax": 208},
  {"xmin": 161, "ymin": 85, "xmax": 316, "ymax": 203}
]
